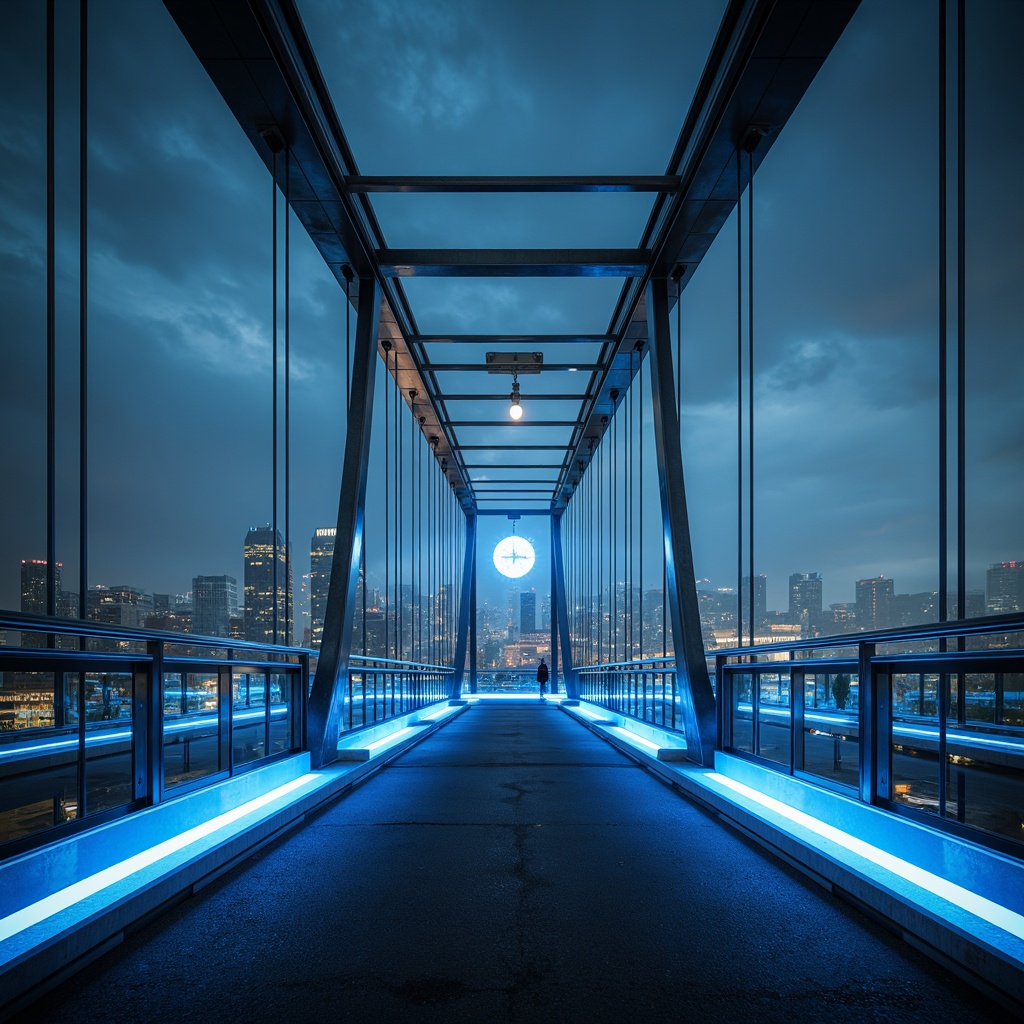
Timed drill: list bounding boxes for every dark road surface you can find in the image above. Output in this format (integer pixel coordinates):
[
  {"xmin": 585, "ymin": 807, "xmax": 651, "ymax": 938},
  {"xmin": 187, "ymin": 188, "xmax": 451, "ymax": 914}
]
[{"xmin": 15, "ymin": 702, "xmax": 1018, "ymax": 1023}]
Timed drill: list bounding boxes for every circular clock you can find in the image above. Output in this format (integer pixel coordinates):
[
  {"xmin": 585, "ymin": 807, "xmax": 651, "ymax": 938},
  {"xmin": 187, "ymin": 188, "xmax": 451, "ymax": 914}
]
[{"xmin": 492, "ymin": 535, "xmax": 536, "ymax": 579}]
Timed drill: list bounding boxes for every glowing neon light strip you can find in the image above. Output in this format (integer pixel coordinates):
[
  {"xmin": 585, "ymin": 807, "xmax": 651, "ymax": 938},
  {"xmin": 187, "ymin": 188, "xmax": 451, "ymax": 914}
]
[
  {"xmin": 607, "ymin": 727, "xmax": 662, "ymax": 756},
  {"xmin": 0, "ymin": 772, "xmax": 319, "ymax": 944},
  {"xmin": 363, "ymin": 727, "xmax": 418, "ymax": 752},
  {"xmin": 420, "ymin": 707, "xmax": 454, "ymax": 721},
  {"xmin": 574, "ymin": 706, "xmax": 613, "ymax": 722},
  {"xmin": 706, "ymin": 772, "xmax": 1024, "ymax": 941}
]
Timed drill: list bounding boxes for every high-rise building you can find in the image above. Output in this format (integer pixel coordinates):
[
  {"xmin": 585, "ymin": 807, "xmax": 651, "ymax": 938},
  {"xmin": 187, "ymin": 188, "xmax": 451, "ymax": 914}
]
[
  {"xmin": 20, "ymin": 559, "xmax": 54, "ymax": 619},
  {"xmin": 856, "ymin": 576, "xmax": 894, "ymax": 631},
  {"xmin": 19, "ymin": 559, "xmax": 78, "ymax": 647},
  {"xmin": 88, "ymin": 585, "xmax": 153, "ymax": 629},
  {"xmin": 892, "ymin": 591, "xmax": 938, "ymax": 627},
  {"xmin": 191, "ymin": 575, "xmax": 237, "ymax": 638},
  {"xmin": 788, "ymin": 572, "xmax": 823, "ymax": 634},
  {"xmin": 309, "ymin": 527, "xmax": 336, "ymax": 649},
  {"xmin": 244, "ymin": 526, "xmax": 293, "ymax": 645},
  {"xmin": 520, "ymin": 590, "xmax": 536, "ymax": 636},
  {"xmin": 507, "ymin": 586, "xmax": 520, "ymax": 641},
  {"xmin": 986, "ymin": 561, "xmax": 1024, "ymax": 615}
]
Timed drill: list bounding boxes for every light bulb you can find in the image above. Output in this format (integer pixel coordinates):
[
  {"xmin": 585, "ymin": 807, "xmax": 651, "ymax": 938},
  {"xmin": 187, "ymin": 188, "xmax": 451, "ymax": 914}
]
[{"xmin": 509, "ymin": 403, "xmax": 523, "ymax": 420}]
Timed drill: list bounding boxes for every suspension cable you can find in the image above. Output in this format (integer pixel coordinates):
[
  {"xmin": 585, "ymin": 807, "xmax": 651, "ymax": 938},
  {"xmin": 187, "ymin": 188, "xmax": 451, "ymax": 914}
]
[
  {"xmin": 736, "ymin": 146, "xmax": 744, "ymax": 648},
  {"xmin": 284, "ymin": 149, "xmax": 291, "ymax": 646}
]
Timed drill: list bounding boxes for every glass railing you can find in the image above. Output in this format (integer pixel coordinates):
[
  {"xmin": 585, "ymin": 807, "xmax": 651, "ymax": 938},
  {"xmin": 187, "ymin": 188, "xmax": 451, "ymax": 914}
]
[
  {"xmin": 576, "ymin": 656, "xmax": 680, "ymax": 730},
  {"xmin": 716, "ymin": 615, "xmax": 1024, "ymax": 856},
  {"xmin": 0, "ymin": 613, "xmax": 308, "ymax": 859}
]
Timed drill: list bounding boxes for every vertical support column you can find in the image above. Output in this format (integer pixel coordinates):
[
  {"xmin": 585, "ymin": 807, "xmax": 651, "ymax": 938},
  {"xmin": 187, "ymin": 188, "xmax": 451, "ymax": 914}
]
[
  {"xmin": 551, "ymin": 512, "xmax": 577, "ymax": 699},
  {"xmin": 450, "ymin": 512, "xmax": 477, "ymax": 698},
  {"xmin": 646, "ymin": 277, "xmax": 716, "ymax": 766},
  {"xmin": 469, "ymin": 532, "xmax": 478, "ymax": 693},
  {"xmin": 550, "ymin": 518, "xmax": 558, "ymax": 691},
  {"xmin": 861, "ymin": 642, "xmax": 881, "ymax": 805},
  {"xmin": 307, "ymin": 277, "xmax": 382, "ymax": 768}
]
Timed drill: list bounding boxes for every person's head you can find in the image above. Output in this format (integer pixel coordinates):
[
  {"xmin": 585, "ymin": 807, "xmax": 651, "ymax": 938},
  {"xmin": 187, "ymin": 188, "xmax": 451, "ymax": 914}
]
[{"xmin": 540, "ymin": 657, "xmax": 545, "ymax": 664}]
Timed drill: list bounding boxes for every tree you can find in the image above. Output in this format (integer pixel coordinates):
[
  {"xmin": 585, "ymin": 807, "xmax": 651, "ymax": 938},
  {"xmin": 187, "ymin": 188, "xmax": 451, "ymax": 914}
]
[{"xmin": 832, "ymin": 673, "xmax": 851, "ymax": 711}]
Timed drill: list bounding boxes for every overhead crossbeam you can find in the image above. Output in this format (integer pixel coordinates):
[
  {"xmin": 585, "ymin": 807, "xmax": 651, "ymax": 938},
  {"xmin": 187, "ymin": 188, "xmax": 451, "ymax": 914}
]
[
  {"xmin": 448, "ymin": 420, "xmax": 581, "ymax": 428},
  {"xmin": 455, "ymin": 444, "xmax": 568, "ymax": 451},
  {"xmin": 442, "ymin": 393, "xmax": 589, "ymax": 402},
  {"xmin": 411, "ymin": 335, "xmax": 613, "ymax": 345},
  {"xmin": 379, "ymin": 249, "xmax": 650, "ymax": 278},
  {"xmin": 429, "ymin": 363, "xmax": 601, "ymax": 373},
  {"xmin": 461, "ymin": 463, "xmax": 562, "ymax": 470},
  {"xmin": 348, "ymin": 176, "xmax": 681, "ymax": 193}
]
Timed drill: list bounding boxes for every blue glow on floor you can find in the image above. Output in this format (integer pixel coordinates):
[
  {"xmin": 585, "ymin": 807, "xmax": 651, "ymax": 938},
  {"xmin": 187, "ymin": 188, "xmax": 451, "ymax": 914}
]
[
  {"xmin": 607, "ymin": 726, "xmax": 661, "ymax": 755},
  {"xmin": 364, "ymin": 727, "xmax": 418, "ymax": 751},
  {"xmin": 706, "ymin": 772, "xmax": 1024, "ymax": 941},
  {"xmin": 0, "ymin": 773, "xmax": 319, "ymax": 944}
]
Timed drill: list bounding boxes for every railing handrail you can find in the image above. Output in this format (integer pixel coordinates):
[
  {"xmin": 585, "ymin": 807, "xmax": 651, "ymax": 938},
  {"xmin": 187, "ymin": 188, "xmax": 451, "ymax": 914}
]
[
  {"xmin": 715, "ymin": 611, "xmax": 1024, "ymax": 659},
  {"xmin": 576, "ymin": 656, "xmax": 677, "ymax": 672},
  {"xmin": 0, "ymin": 609, "xmax": 310, "ymax": 656},
  {"xmin": 348, "ymin": 653, "xmax": 454, "ymax": 672}
]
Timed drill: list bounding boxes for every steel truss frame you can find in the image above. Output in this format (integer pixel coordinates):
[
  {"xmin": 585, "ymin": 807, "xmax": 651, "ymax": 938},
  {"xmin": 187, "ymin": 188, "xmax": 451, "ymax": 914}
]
[{"xmin": 166, "ymin": 0, "xmax": 860, "ymax": 762}]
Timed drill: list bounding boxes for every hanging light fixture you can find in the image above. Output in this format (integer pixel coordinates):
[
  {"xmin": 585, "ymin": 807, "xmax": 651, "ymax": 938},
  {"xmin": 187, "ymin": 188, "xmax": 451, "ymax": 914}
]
[{"xmin": 509, "ymin": 372, "xmax": 523, "ymax": 420}]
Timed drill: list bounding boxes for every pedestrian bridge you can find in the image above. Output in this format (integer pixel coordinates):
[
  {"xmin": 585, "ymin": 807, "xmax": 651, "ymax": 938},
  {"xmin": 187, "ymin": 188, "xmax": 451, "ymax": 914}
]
[{"xmin": 2, "ymin": 0, "xmax": 1023, "ymax": 1018}]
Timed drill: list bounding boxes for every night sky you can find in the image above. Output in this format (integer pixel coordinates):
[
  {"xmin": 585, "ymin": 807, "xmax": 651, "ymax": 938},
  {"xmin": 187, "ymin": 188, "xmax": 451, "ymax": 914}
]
[{"xmin": 1, "ymin": 0, "xmax": 1021, "ymax": 630}]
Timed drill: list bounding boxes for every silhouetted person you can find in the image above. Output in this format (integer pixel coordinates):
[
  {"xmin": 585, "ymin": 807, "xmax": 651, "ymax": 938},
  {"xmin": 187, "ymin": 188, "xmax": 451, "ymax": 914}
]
[{"xmin": 537, "ymin": 657, "xmax": 549, "ymax": 699}]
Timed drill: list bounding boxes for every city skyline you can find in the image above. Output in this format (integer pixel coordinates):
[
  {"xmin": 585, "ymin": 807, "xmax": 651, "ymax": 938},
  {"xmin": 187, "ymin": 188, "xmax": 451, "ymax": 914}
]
[{"xmin": 14, "ymin": 542, "xmax": 1022, "ymax": 657}]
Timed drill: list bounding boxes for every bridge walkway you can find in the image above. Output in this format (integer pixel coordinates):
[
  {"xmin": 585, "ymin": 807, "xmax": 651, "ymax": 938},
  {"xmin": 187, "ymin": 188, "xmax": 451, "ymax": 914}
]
[{"xmin": 15, "ymin": 700, "xmax": 1012, "ymax": 1023}]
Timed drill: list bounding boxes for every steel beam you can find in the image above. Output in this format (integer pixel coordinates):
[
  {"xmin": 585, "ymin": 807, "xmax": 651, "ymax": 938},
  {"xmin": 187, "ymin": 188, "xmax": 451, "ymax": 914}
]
[
  {"xmin": 455, "ymin": 444, "xmax": 567, "ymax": 451},
  {"xmin": 442, "ymin": 394, "xmax": 588, "ymax": 402},
  {"xmin": 551, "ymin": 513, "xmax": 577, "ymax": 698},
  {"xmin": 474, "ymin": 509, "xmax": 552, "ymax": 517},
  {"xmin": 412, "ymin": 335, "xmax": 613, "ymax": 345},
  {"xmin": 429, "ymin": 364, "xmax": 602, "ymax": 373},
  {"xmin": 462, "ymin": 463, "xmax": 564, "ymax": 469},
  {"xmin": 450, "ymin": 513, "xmax": 476, "ymax": 698},
  {"xmin": 348, "ymin": 176, "xmax": 681, "ymax": 193},
  {"xmin": 449, "ymin": 420, "xmax": 581, "ymax": 428},
  {"xmin": 379, "ymin": 249, "xmax": 649, "ymax": 278},
  {"xmin": 306, "ymin": 277, "xmax": 382, "ymax": 767},
  {"xmin": 646, "ymin": 277, "xmax": 716, "ymax": 766}
]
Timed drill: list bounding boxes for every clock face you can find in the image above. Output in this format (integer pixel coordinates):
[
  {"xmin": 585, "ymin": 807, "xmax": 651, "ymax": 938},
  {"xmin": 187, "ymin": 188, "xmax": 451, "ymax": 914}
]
[{"xmin": 493, "ymin": 535, "xmax": 536, "ymax": 579}]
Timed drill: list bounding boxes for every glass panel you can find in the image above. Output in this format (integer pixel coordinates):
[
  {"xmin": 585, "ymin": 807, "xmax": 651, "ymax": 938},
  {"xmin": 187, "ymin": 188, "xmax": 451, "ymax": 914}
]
[
  {"xmin": 729, "ymin": 672, "xmax": 753, "ymax": 752},
  {"xmin": 268, "ymin": 671, "xmax": 295, "ymax": 755},
  {"xmin": 0, "ymin": 669, "xmax": 57, "ymax": 730},
  {"xmin": 939, "ymin": 668, "xmax": 1024, "ymax": 847},
  {"xmin": 0, "ymin": 4, "xmax": 48, "ymax": 622},
  {"xmin": 757, "ymin": 672, "xmax": 791, "ymax": 767},
  {"xmin": 163, "ymin": 671, "xmax": 221, "ymax": 790},
  {"xmin": 84, "ymin": 671, "xmax": 134, "ymax": 814},
  {"xmin": 891, "ymin": 671, "xmax": 940, "ymax": 817},
  {"xmin": 89, "ymin": 1, "xmax": 271, "ymax": 644},
  {"xmin": 802, "ymin": 672, "xmax": 859, "ymax": 789},
  {"xmin": 232, "ymin": 671, "xmax": 266, "ymax": 767},
  {"xmin": 1002, "ymin": 673, "xmax": 1024, "ymax": 727},
  {"xmin": 945, "ymin": 732, "xmax": 1024, "ymax": 845},
  {"xmin": 965, "ymin": 2, "xmax": 1024, "ymax": 619},
  {"xmin": 0, "ymin": 670, "xmax": 79, "ymax": 845}
]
